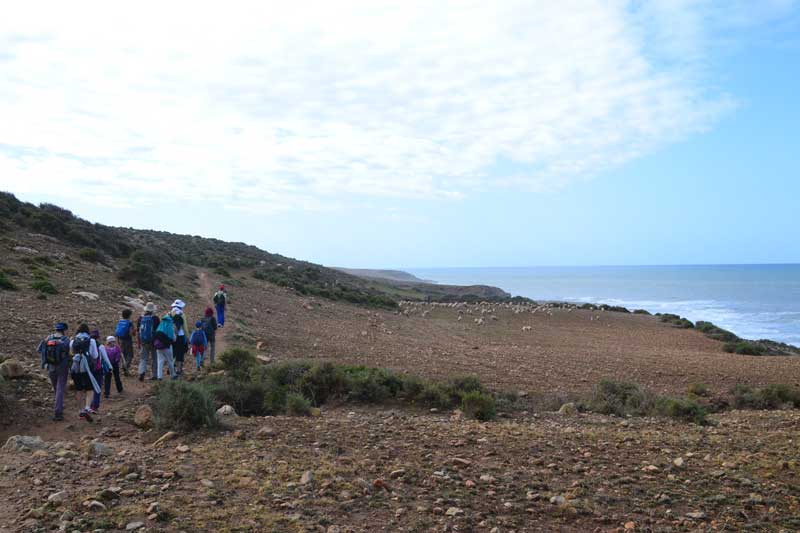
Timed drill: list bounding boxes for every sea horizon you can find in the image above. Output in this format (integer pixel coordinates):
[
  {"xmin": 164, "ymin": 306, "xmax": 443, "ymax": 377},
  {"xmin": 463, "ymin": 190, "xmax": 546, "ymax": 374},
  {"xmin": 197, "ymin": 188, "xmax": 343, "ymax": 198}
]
[{"xmin": 405, "ymin": 264, "xmax": 800, "ymax": 346}]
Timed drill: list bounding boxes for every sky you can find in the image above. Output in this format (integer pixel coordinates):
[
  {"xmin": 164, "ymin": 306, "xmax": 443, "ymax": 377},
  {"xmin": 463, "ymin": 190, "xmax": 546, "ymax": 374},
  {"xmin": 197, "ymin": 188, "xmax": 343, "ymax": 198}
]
[{"xmin": 0, "ymin": 0, "xmax": 798, "ymax": 268}]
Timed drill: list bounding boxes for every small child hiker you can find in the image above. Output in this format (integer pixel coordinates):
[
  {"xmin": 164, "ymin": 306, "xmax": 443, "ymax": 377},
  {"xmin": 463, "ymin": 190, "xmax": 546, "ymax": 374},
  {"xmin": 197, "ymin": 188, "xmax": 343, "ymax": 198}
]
[
  {"xmin": 190, "ymin": 320, "xmax": 209, "ymax": 371},
  {"xmin": 104, "ymin": 336, "xmax": 123, "ymax": 397},
  {"xmin": 90, "ymin": 329, "xmax": 112, "ymax": 413}
]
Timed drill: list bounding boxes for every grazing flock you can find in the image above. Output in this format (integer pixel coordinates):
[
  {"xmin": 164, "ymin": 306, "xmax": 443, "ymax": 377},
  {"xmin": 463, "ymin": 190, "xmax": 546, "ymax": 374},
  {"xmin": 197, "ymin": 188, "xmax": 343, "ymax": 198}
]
[{"xmin": 398, "ymin": 300, "xmax": 608, "ymax": 330}]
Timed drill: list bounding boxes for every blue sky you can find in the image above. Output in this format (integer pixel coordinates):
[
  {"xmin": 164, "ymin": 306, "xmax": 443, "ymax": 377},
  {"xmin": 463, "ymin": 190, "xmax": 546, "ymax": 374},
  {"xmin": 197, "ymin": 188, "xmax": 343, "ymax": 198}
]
[{"xmin": 0, "ymin": 1, "xmax": 798, "ymax": 268}]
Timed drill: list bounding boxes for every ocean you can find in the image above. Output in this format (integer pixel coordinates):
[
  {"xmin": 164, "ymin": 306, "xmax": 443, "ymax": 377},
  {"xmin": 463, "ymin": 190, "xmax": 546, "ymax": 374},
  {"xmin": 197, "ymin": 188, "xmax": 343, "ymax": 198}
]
[{"xmin": 407, "ymin": 264, "xmax": 800, "ymax": 346}]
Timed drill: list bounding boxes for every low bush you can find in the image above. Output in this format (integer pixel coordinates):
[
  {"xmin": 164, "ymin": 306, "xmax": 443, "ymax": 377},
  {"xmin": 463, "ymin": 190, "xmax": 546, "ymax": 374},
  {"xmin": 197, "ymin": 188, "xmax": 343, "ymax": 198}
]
[
  {"xmin": 117, "ymin": 252, "xmax": 163, "ymax": 293},
  {"xmin": 446, "ymin": 375, "xmax": 484, "ymax": 402},
  {"xmin": 286, "ymin": 392, "xmax": 312, "ymax": 416},
  {"xmin": 214, "ymin": 266, "xmax": 231, "ymax": 277},
  {"xmin": 655, "ymin": 396, "xmax": 708, "ymax": 425},
  {"xmin": 153, "ymin": 380, "xmax": 217, "ymax": 431},
  {"xmin": 218, "ymin": 347, "xmax": 258, "ymax": 381},
  {"xmin": 299, "ymin": 362, "xmax": 347, "ymax": 405},
  {"xmin": 723, "ymin": 341, "xmax": 764, "ymax": 355},
  {"xmin": 78, "ymin": 247, "xmax": 101, "ymax": 263},
  {"xmin": 695, "ymin": 321, "xmax": 739, "ymax": 342},
  {"xmin": 687, "ymin": 382, "xmax": 711, "ymax": 397},
  {"xmin": 588, "ymin": 380, "xmax": 654, "ymax": 417},
  {"xmin": 413, "ymin": 382, "xmax": 452, "ymax": 408},
  {"xmin": 461, "ymin": 390, "xmax": 496, "ymax": 421},
  {"xmin": 732, "ymin": 384, "xmax": 800, "ymax": 410},
  {"xmin": 658, "ymin": 313, "xmax": 694, "ymax": 328},
  {"xmin": 31, "ymin": 278, "xmax": 57, "ymax": 294},
  {"xmin": 632, "ymin": 309, "xmax": 651, "ymax": 315},
  {"xmin": 0, "ymin": 272, "xmax": 16, "ymax": 290}
]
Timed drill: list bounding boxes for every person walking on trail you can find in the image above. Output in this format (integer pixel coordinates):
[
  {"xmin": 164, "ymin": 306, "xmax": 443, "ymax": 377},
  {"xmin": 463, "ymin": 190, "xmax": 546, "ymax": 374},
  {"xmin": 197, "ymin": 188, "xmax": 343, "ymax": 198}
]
[
  {"xmin": 37, "ymin": 322, "xmax": 71, "ymax": 421},
  {"xmin": 154, "ymin": 313, "xmax": 177, "ymax": 380},
  {"xmin": 69, "ymin": 324, "xmax": 101, "ymax": 422},
  {"xmin": 103, "ymin": 336, "xmax": 123, "ymax": 397},
  {"xmin": 201, "ymin": 307, "xmax": 218, "ymax": 367},
  {"xmin": 190, "ymin": 320, "xmax": 209, "ymax": 371},
  {"xmin": 137, "ymin": 302, "xmax": 160, "ymax": 381},
  {"xmin": 115, "ymin": 309, "xmax": 136, "ymax": 375},
  {"xmin": 90, "ymin": 329, "xmax": 112, "ymax": 413},
  {"xmin": 213, "ymin": 285, "xmax": 228, "ymax": 328},
  {"xmin": 171, "ymin": 300, "xmax": 188, "ymax": 376}
]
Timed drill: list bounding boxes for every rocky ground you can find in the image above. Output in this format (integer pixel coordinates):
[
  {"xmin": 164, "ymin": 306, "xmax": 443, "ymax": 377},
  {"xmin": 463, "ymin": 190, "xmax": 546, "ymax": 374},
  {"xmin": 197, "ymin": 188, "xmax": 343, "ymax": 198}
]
[
  {"xmin": 3, "ymin": 231, "xmax": 800, "ymax": 531},
  {"xmin": 2, "ymin": 405, "xmax": 800, "ymax": 532}
]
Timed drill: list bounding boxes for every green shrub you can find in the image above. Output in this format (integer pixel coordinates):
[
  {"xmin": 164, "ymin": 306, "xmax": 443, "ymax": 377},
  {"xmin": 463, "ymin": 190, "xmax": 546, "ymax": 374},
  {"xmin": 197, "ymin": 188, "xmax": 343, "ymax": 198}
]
[
  {"xmin": 658, "ymin": 314, "xmax": 694, "ymax": 328},
  {"xmin": 299, "ymin": 362, "xmax": 347, "ymax": 406},
  {"xmin": 207, "ymin": 378, "xmax": 269, "ymax": 416},
  {"xmin": 687, "ymin": 383, "xmax": 711, "ymax": 397},
  {"xmin": 78, "ymin": 247, "xmax": 101, "ymax": 263},
  {"xmin": 31, "ymin": 278, "xmax": 57, "ymax": 294},
  {"xmin": 588, "ymin": 380, "xmax": 654, "ymax": 417},
  {"xmin": 695, "ymin": 321, "xmax": 738, "ymax": 342},
  {"xmin": 732, "ymin": 384, "xmax": 800, "ymax": 409},
  {"xmin": 655, "ymin": 397, "xmax": 708, "ymax": 425},
  {"xmin": 495, "ymin": 390, "xmax": 519, "ymax": 411},
  {"xmin": 286, "ymin": 392, "xmax": 312, "ymax": 416},
  {"xmin": 401, "ymin": 375, "xmax": 426, "ymax": 399},
  {"xmin": 414, "ymin": 383, "xmax": 451, "ymax": 408},
  {"xmin": 344, "ymin": 367, "xmax": 392, "ymax": 403},
  {"xmin": 117, "ymin": 255, "xmax": 162, "ymax": 293},
  {"xmin": 263, "ymin": 387, "xmax": 288, "ymax": 415},
  {"xmin": 723, "ymin": 341, "xmax": 764, "ymax": 355},
  {"xmin": 218, "ymin": 348, "xmax": 257, "ymax": 381},
  {"xmin": 447, "ymin": 375, "xmax": 484, "ymax": 401},
  {"xmin": 461, "ymin": 390, "xmax": 496, "ymax": 421},
  {"xmin": 153, "ymin": 380, "xmax": 217, "ymax": 431},
  {"xmin": 0, "ymin": 272, "xmax": 16, "ymax": 290},
  {"xmin": 214, "ymin": 266, "xmax": 231, "ymax": 277},
  {"xmin": 632, "ymin": 309, "xmax": 651, "ymax": 315}
]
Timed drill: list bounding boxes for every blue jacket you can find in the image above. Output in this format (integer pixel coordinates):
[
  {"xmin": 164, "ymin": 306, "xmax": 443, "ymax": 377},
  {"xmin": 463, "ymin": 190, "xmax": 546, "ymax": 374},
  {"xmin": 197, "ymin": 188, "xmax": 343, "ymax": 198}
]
[{"xmin": 190, "ymin": 329, "xmax": 208, "ymax": 347}]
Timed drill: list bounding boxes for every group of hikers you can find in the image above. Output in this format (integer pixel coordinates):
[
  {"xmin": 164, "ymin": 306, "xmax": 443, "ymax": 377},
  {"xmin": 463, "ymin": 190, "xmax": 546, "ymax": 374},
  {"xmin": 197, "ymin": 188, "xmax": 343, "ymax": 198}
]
[{"xmin": 36, "ymin": 285, "xmax": 229, "ymax": 422}]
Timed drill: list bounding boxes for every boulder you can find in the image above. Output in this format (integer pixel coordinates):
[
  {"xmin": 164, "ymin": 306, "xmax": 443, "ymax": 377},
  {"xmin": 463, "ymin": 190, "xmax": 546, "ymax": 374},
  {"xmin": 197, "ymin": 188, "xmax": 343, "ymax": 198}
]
[
  {"xmin": 3, "ymin": 435, "xmax": 46, "ymax": 452},
  {"xmin": 0, "ymin": 359, "xmax": 25, "ymax": 379},
  {"xmin": 557, "ymin": 402, "xmax": 577, "ymax": 416},
  {"xmin": 216, "ymin": 405, "xmax": 237, "ymax": 417},
  {"xmin": 134, "ymin": 405, "xmax": 153, "ymax": 428},
  {"xmin": 86, "ymin": 440, "xmax": 112, "ymax": 459},
  {"xmin": 72, "ymin": 291, "xmax": 100, "ymax": 301}
]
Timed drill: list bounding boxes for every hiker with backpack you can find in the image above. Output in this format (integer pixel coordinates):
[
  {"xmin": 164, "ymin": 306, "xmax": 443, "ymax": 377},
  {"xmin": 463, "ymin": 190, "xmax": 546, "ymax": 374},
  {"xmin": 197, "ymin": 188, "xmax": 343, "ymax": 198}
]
[
  {"xmin": 90, "ymin": 329, "xmax": 112, "ymax": 413},
  {"xmin": 213, "ymin": 285, "xmax": 228, "ymax": 327},
  {"xmin": 190, "ymin": 320, "xmax": 209, "ymax": 371},
  {"xmin": 137, "ymin": 303, "xmax": 160, "ymax": 381},
  {"xmin": 70, "ymin": 324, "xmax": 101, "ymax": 422},
  {"xmin": 154, "ymin": 312, "xmax": 177, "ymax": 380},
  {"xmin": 37, "ymin": 322, "xmax": 71, "ymax": 421},
  {"xmin": 103, "ymin": 336, "xmax": 123, "ymax": 397},
  {"xmin": 202, "ymin": 307, "xmax": 218, "ymax": 367},
  {"xmin": 115, "ymin": 309, "xmax": 136, "ymax": 375},
  {"xmin": 170, "ymin": 300, "xmax": 188, "ymax": 376}
]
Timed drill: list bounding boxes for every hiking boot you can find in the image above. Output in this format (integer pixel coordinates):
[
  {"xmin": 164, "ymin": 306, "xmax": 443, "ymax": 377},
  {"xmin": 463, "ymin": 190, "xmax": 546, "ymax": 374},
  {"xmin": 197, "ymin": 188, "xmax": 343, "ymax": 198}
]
[
  {"xmin": 89, "ymin": 408, "xmax": 98, "ymax": 415},
  {"xmin": 79, "ymin": 410, "xmax": 93, "ymax": 423},
  {"xmin": 52, "ymin": 414, "xmax": 64, "ymax": 422},
  {"xmin": 138, "ymin": 373, "xmax": 144, "ymax": 382}
]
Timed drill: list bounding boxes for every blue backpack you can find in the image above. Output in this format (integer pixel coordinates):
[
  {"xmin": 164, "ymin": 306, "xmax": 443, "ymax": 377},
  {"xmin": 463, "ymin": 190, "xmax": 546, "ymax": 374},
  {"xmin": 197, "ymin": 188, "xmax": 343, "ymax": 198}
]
[
  {"xmin": 115, "ymin": 319, "xmax": 133, "ymax": 338},
  {"xmin": 139, "ymin": 315, "xmax": 155, "ymax": 343}
]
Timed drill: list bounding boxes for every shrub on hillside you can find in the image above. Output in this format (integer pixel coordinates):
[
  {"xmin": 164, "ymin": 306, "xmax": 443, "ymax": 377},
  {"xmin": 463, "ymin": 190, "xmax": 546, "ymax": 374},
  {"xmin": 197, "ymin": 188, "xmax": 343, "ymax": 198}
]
[
  {"xmin": 299, "ymin": 362, "xmax": 347, "ymax": 406},
  {"xmin": 588, "ymin": 380, "xmax": 655, "ymax": 417},
  {"xmin": 0, "ymin": 272, "xmax": 16, "ymax": 290},
  {"xmin": 655, "ymin": 396, "xmax": 708, "ymax": 425},
  {"xmin": 687, "ymin": 382, "xmax": 711, "ymax": 397},
  {"xmin": 632, "ymin": 309, "xmax": 651, "ymax": 315},
  {"xmin": 461, "ymin": 390, "xmax": 496, "ymax": 421},
  {"xmin": 732, "ymin": 384, "xmax": 800, "ymax": 410},
  {"xmin": 153, "ymin": 380, "xmax": 217, "ymax": 431},
  {"xmin": 658, "ymin": 313, "xmax": 694, "ymax": 328},
  {"xmin": 218, "ymin": 348, "xmax": 258, "ymax": 381},
  {"xmin": 723, "ymin": 341, "xmax": 764, "ymax": 355},
  {"xmin": 78, "ymin": 247, "xmax": 101, "ymax": 263},
  {"xmin": 286, "ymin": 392, "xmax": 312, "ymax": 416},
  {"xmin": 447, "ymin": 375, "xmax": 484, "ymax": 400},
  {"xmin": 695, "ymin": 321, "xmax": 739, "ymax": 342},
  {"xmin": 31, "ymin": 278, "xmax": 57, "ymax": 294},
  {"xmin": 117, "ymin": 251, "xmax": 163, "ymax": 292}
]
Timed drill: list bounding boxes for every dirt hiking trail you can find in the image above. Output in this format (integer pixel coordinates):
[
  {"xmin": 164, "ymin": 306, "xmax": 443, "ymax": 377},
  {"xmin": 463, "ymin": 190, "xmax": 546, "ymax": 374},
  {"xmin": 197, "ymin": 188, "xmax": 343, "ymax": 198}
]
[{"xmin": 0, "ymin": 268, "xmax": 230, "ymax": 444}]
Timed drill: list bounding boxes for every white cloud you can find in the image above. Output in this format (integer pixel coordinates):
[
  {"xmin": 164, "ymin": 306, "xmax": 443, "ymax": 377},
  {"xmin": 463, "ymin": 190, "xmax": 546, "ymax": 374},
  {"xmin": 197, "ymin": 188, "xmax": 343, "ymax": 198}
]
[{"xmin": 0, "ymin": 0, "xmax": 789, "ymax": 211}]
